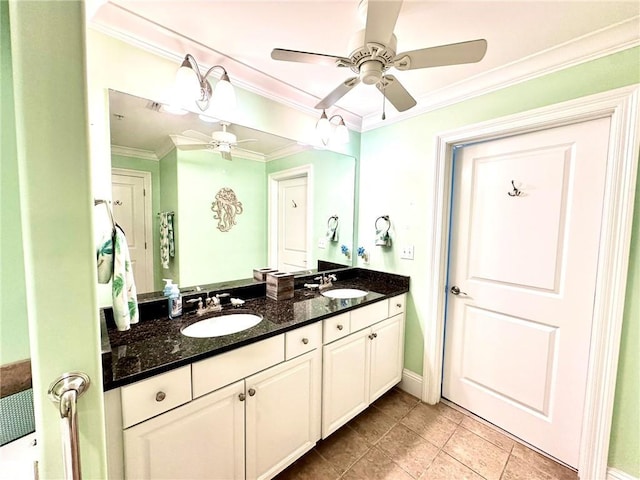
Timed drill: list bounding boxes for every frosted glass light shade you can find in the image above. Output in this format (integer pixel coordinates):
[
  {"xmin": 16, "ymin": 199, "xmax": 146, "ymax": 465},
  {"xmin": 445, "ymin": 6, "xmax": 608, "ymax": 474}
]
[
  {"xmin": 334, "ymin": 122, "xmax": 349, "ymax": 145},
  {"xmin": 175, "ymin": 65, "xmax": 201, "ymax": 105},
  {"xmin": 213, "ymin": 77, "xmax": 236, "ymax": 116}
]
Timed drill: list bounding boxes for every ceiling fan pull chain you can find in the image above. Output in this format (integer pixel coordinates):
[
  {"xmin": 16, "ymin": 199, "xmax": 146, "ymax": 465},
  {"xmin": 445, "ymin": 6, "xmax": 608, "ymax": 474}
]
[{"xmin": 381, "ymin": 81, "xmax": 386, "ymax": 121}]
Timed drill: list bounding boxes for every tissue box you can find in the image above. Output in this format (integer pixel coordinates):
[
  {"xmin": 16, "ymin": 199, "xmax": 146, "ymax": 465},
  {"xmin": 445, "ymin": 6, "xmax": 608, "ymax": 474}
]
[
  {"xmin": 253, "ymin": 268, "xmax": 277, "ymax": 281},
  {"xmin": 266, "ymin": 272, "xmax": 294, "ymax": 300}
]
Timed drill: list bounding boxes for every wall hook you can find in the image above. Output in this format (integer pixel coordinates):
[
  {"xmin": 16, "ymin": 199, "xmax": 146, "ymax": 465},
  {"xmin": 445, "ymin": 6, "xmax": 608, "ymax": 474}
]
[{"xmin": 508, "ymin": 180, "xmax": 522, "ymax": 197}]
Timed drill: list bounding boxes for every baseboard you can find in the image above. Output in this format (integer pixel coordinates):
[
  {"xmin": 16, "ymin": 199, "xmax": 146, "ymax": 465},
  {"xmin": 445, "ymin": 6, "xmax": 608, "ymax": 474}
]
[
  {"xmin": 397, "ymin": 369, "xmax": 423, "ymax": 399},
  {"xmin": 608, "ymin": 468, "xmax": 639, "ymax": 480}
]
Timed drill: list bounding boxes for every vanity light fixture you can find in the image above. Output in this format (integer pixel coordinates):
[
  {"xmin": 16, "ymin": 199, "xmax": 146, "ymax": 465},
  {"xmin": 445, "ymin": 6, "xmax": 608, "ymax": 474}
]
[
  {"xmin": 175, "ymin": 54, "xmax": 236, "ymax": 115},
  {"xmin": 316, "ymin": 109, "xmax": 349, "ymax": 146}
]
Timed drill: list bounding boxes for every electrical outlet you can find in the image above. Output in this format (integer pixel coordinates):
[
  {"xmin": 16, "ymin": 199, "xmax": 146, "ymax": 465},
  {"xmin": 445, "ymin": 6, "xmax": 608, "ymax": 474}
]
[
  {"xmin": 318, "ymin": 237, "xmax": 327, "ymax": 249},
  {"xmin": 400, "ymin": 245, "xmax": 414, "ymax": 260}
]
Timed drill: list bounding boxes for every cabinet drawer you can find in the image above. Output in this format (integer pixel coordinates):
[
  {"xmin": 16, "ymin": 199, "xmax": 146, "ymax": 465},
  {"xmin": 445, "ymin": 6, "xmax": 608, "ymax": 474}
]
[
  {"xmin": 388, "ymin": 294, "xmax": 406, "ymax": 317},
  {"xmin": 192, "ymin": 335, "xmax": 285, "ymax": 398},
  {"xmin": 285, "ymin": 322, "xmax": 322, "ymax": 360},
  {"xmin": 121, "ymin": 365, "xmax": 191, "ymax": 428},
  {"xmin": 323, "ymin": 312, "xmax": 350, "ymax": 344},
  {"xmin": 350, "ymin": 300, "xmax": 389, "ymax": 332}
]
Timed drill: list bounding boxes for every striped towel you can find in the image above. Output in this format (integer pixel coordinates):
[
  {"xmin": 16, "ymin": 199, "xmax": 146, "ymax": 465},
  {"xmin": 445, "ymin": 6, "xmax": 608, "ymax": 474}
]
[{"xmin": 160, "ymin": 212, "xmax": 175, "ymax": 269}]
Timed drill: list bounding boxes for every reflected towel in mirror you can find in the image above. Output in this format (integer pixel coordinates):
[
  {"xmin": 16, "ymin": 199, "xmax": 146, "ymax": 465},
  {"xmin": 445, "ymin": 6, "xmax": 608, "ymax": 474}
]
[{"xmin": 159, "ymin": 212, "xmax": 175, "ymax": 269}]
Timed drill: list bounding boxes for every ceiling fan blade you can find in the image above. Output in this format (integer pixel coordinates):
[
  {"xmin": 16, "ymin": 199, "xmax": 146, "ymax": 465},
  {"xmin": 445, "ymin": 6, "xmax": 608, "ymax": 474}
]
[
  {"xmin": 271, "ymin": 48, "xmax": 351, "ymax": 67},
  {"xmin": 394, "ymin": 39, "xmax": 488, "ymax": 70},
  {"xmin": 377, "ymin": 75, "xmax": 416, "ymax": 112},
  {"xmin": 315, "ymin": 77, "xmax": 360, "ymax": 109},
  {"xmin": 364, "ymin": 0, "xmax": 403, "ymax": 45},
  {"xmin": 182, "ymin": 130, "xmax": 213, "ymax": 143}
]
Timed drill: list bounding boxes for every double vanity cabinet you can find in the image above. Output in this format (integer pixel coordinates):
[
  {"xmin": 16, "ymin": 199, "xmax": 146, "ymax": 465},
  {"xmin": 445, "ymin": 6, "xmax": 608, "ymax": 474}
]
[{"xmin": 103, "ymin": 275, "xmax": 407, "ymax": 480}]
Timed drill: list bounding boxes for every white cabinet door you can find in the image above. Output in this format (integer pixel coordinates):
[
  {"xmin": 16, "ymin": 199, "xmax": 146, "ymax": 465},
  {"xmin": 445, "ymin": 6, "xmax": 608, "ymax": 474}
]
[
  {"xmin": 321, "ymin": 328, "xmax": 371, "ymax": 438},
  {"xmin": 124, "ymin": 380, "xmax": 245, "ymax": 480},
  {"xmin": 245, "ymin": 350, "xmax": 321, "ymax": 480},
  {"xmin": 369, "ymin": 314, "xmax": 404, "ymax": 402}
]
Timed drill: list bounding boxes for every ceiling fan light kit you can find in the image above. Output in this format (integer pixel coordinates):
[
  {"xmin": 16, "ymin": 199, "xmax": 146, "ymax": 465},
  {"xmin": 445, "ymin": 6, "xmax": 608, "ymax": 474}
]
[
  {"xmin": 176, "ymin": 121, "xmax": 258, "ymax": 161},
  {"xmin": 173, "ymin": 53, "xmax": 236, "ymax": 117},
  {"xmin": 271, "ymin": 0, "xmax": 487, "ymax": 116}
]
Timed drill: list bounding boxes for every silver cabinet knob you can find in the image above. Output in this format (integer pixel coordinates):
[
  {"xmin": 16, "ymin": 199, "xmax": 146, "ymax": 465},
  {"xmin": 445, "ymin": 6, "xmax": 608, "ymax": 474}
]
[
  {"xmin": 373, "ymin": 332, "xmax": 378, "ymax": 338},
  {"xmin": 302, "ymin": 338, "xmax": 309, "ymax": 345},
  {"xmin": 248, "ymin": 388, "xmax": 256, "ymax": 397},
  {"xmin": 155, "ymin": 391, "xmax": 166, "ymax": 402},
  {"xmin": 368, "ymin": 334, "xmax": 375, "ymax": 340},
  {"xmin": 337, "ymin": 324, "xmax": 344, "ymax": 330},
  {"xmin": 239, "ymin": 393, "xmax": 246, "ymax": 401},
  {"xmin": 396, "ymin": 303, "xmax": 402, "ymax": 308}
]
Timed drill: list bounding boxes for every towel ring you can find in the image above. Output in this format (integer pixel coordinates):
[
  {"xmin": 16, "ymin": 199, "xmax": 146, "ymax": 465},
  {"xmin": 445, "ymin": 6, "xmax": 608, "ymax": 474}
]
[
  {"xmin": 375, "ymin": 215, "xmax": 390, "ymax": 234},
  {"xmin": 327, "ymin": 215, "xmax": 339, "ymax": 230}
]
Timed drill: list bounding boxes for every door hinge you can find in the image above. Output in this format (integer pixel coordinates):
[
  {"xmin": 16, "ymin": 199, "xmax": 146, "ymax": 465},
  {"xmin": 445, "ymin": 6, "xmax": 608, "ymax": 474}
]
[
  {"xmin": 145, "ymin": 242, "xmax": 147, "ymax": 249},
  {"xmin": 143, "ymin": 188, "xmax": 146, "ymax": 196}
]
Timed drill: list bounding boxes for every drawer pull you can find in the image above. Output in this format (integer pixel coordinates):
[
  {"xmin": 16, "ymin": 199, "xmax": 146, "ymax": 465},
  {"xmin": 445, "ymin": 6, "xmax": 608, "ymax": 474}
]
[
  {"xmin": 155, "ymin": 391, "xmax": 166, "ymax": 402},
  {"xmin": 248, "ymin": 388, "xmax": 256, "ymax": 397},
  {"xmin": 239, "ymin": 393, "xmax": 246, "ymax": 401},
  {"xmin": 302, "ymin": 338, "xmax": 309, "ymax": 345},
  {"xmin": 336, "ymin": 324, "xmax": 344, "ymax": 330},
  {"xmin": 368, "ymin": 333, "xmax": 378, "ymax": 340},
  {"xmin": 396, "ymin": 303, "xmax": 402, "ymax": 308}
]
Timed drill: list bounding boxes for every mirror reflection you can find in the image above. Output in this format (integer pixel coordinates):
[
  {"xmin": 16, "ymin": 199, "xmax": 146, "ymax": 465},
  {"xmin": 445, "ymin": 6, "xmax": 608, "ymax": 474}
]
[{"xmin": 108, "ymin": 90, "xmax": 356, "ymax": 294}]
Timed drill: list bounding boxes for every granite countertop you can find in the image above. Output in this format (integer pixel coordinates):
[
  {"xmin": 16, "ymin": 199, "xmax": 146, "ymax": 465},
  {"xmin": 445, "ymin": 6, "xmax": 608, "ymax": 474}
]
[{"xmin": 101, "ymin": 269, "xmax": 409, "ymax": 391}]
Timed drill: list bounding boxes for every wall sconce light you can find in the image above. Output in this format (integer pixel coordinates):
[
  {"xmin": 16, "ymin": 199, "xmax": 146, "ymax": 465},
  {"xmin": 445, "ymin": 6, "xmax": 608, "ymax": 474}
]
[
  {"xmin": 316, "ymin": 109, "xmax": 349, "ymax": 146},
  {"xmin": 174, "ymin": 54, "xmax": 236, "ymax": 116}
]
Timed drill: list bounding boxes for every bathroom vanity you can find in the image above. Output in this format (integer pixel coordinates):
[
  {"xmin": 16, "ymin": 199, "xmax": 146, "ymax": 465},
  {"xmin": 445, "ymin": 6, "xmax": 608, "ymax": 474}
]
[{"xmin": 101, "ymin": 268, "xmax": 409, "ymax": 480}]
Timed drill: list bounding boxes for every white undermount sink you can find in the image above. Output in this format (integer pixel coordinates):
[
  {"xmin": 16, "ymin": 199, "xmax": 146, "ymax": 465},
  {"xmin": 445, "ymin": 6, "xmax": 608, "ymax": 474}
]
[
  {"xmin": 321, "ymin": 288, "xmax": 368, "ymax": 299},
  {"xmin": 181, "ymin": 313, "xmax": 263, "ymax": 338}
]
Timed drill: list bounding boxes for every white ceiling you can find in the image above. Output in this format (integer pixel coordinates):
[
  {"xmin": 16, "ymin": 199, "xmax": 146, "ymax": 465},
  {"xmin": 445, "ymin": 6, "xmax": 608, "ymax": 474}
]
[{"xmin": 90, "ymin": 0, "xmax": 640, "ymax": 131}]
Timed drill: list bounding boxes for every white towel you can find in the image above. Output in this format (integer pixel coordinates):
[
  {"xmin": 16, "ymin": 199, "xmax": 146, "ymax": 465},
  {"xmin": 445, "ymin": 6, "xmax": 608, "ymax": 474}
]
[
  {"xmin": 96, "ymin": 231, "xmax": 113, "ymax": 284},
  {"xmin": 112, "ymin": 225, "xmax": 139, "ymax": 331}
]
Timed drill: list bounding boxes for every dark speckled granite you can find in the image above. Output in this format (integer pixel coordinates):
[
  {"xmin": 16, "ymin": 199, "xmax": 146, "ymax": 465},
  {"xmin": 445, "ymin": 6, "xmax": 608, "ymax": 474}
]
[{"xmin": 101, "ymin": 268, "xmax": 409, "ymax": 391}]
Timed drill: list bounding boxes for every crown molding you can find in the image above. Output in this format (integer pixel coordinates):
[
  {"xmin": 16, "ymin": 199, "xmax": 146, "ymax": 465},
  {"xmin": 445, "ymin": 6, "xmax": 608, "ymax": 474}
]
[
  {"xmin": 361, "ymin": 16, "xmax": 640, "ymax": 131},
  {"xmin": 88, "ymin": 2, "xmax": 362, "ymax": 130},
  {"xmin": 111, "ymin": 144, "xmax": 158, "ymax": 160},
  {"xmin": 91, "ymin": 3, "xmax": 637, "ymax": 135}
]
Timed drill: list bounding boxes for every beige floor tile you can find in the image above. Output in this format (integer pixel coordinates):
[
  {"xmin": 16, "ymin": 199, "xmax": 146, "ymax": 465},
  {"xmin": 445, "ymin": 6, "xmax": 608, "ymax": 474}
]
[
  {"xmin": 460, "ymin": 416, "xmax": 515, "ymax": 452},
  {"xmin": 274, "ymin": 448, "xmax": 340, "ymax": 480},
  {"xmin": 443, "ymin": 426, "xmax": 509, "ymax": 480},
  {"xmin": 501, "ymin": 455, "xmax": 560, "ymax": 480},
  {"xmin": 342, "ymin": 447, "xmax": 414, "ymax": 480},
  {"xmin": 511, "ymin": 444, "xmax": 578, "ymax": 480},
  {"xmin": 377, "ymin": 424, "xmax": 440, "ymax": 478},
  {"xmin": 420, "ymin": 452, "xmax": 485, "ymax": 480},
  {"xmin": 348, "ymin": 406, "xmax": 397, "ymax": 445},
  {"xmin": 315, "ymin": 426, "xmax": 370, "ymax": 474},
  {"xmin": 434, "ymin": 402, "xmax": 465, "ymax": 424},
  {"xmin": 373, "ymin": 388, "xmax": 421, "ymax": 421},
  {"xmin": 400, "ymin": 403, "xmax": 458, "ymax": 448}
]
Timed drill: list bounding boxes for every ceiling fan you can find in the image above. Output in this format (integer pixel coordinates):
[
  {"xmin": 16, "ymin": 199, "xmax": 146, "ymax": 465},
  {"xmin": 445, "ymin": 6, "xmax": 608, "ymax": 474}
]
[
  {"xmin": 173, "ymin": 122, "xmax": 257, "ymax": 160},
  {"xmin": 271, "ymin": 0, "xmax": 487, "ymax": 114}
]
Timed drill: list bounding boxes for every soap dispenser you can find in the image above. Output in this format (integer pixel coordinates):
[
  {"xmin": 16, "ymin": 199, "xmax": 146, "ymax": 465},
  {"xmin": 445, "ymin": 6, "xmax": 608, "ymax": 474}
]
[{"xmin": 163, "ymin": 279, "xmax": 182, "ymax": 319}]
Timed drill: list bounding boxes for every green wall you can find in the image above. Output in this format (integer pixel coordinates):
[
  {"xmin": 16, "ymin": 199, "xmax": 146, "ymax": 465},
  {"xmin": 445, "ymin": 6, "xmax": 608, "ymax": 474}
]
[
  {"xmin": 267, "ymin": 149, "xmax": 356, "ymax": 268},
  {"xmin": 359, "ymin": 47, "xmax": 639, "ymax": 476},
  {"xmin": 177, "ymin": 149, "xmax": 268, "ymax": 286},
  {"xmin": 608, "ymin": 175, "xmax": 640, "ymax": 475},
  {"xmin": 111, "ymin": 153, "xmax": 163, "ymax": 290},
  {"xmin": 159, "ymin": 147, "xmax": 180, "ymax": 283},
  {"xmin": 0, "ymin": 0, "xmax": 29, "ymax": 366}
]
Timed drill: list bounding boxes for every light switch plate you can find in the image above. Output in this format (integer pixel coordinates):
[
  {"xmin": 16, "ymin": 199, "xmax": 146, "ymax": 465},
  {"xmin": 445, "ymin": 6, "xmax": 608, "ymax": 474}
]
[
  {"xmin": 318, "ymin": 237, "xmax": 327, "ymax": 249},
  {"xmin": 400, "ymin": 245, "xmax": 414, "ymax": 260}
]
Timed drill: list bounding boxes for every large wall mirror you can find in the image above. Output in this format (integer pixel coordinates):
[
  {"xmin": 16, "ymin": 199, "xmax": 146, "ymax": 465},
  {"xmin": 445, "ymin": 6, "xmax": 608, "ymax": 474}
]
[{"xmin": 108, "ymin": 90, "xmax": 356, "ymax": 294}]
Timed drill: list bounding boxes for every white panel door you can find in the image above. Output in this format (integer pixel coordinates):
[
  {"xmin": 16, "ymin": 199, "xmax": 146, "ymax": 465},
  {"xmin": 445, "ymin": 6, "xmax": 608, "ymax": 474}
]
[
  {"xmin": 123, "ymin": 380, "xmax": 245, "ymax": 480},
  {"xmin": 443, "ymin": 117, "xmax": 611, "ymax": 468},
  {"xmin": 277, "ymin": 176, "xmax": 307, "ymax": 272},
  {"xmin": 112, "ymin": 170, "xmax": 153, "ymax": 292}
]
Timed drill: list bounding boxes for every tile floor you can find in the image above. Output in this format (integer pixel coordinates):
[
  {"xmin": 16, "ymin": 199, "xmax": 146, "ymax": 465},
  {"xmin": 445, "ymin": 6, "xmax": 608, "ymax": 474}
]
[{"xmin": 275, "ymin": 388, "xmax": 578, "ymax": 480}]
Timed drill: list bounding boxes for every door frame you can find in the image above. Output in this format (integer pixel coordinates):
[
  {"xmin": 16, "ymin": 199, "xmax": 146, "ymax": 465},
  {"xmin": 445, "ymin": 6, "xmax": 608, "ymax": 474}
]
[
  {"xmin": 267, "ymin": 165, "xmax": 314, "ymax": 271},
  {"xmin": 422, "ymin": 85, "xmax": 639, "ymax": 479},
  {"xmin": 111, "ymin": 167, "xmax": 154, "ymax": 291}
]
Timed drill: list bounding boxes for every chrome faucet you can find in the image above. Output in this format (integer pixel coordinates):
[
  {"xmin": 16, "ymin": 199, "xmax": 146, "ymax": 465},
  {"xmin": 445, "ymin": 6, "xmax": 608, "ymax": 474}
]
[{"xmin": 315, "ymin": 273, "xmax": 337, "ymax": 290}]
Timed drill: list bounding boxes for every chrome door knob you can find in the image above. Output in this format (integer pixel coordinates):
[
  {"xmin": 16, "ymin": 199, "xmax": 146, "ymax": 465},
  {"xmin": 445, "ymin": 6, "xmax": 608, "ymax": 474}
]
[{"xmin": 450, "ymin": 286, "xmax": 468, "ymax": 296}]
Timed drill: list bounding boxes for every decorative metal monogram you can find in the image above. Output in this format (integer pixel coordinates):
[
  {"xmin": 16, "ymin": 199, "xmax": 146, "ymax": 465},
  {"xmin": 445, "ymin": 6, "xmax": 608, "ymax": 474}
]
[{"xmin": 211, "ymin": 187, "xmax": 243, "ymax": 232}]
